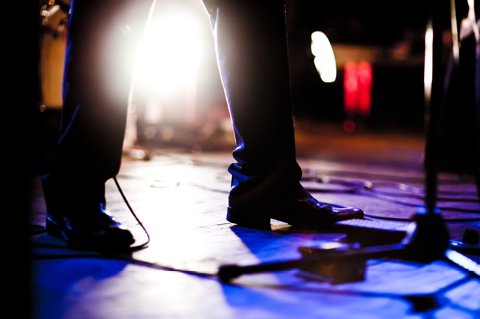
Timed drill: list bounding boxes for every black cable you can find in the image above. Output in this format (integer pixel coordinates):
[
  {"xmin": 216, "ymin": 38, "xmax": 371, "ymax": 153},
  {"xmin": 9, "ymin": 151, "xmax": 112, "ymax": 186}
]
[
  {"xmin": 31, "ymin": 247, "xmax": 480, "ymax": 315},
  {"xmin": 32, "ymin": 154, "xmax": 478, "ymax": 242},
  {"xmin": 125, "ymin": 151, "xmax": 478, "ymax": 206},
  {"xmin": 300, "ymin": 173, "xmax": 480, "ymax": 220},
  {"xmin": 113, "ymin": 176, "xmax": 151, "ymax": 250},
  {"xmin": 32, "ymin": 249, "xmax": 216, "ymax": 278},
  {"xmin": 29, "ymin": 177, "xmax": 152, "ymax": 249}
]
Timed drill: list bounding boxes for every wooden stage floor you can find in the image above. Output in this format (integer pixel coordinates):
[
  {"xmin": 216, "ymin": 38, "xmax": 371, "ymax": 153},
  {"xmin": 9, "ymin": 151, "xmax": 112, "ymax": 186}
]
[{"xmin": 29, "ymin": 120, "xmax": 480, "ymax": 318}]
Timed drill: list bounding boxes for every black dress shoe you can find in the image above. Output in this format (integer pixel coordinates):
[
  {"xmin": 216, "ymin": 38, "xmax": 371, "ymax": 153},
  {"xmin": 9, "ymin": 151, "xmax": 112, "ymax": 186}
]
[
  {"xmin": 226, "ymin": 188, "xmax": 364, "ymax": 229},
  {"xmin": 46, "ymin": 204, "xmax": 135, "ymax": 251}
]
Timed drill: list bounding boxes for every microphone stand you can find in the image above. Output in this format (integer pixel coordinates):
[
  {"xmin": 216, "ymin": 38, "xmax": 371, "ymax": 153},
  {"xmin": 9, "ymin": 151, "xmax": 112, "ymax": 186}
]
[
  {"xmin": 218, "ymin": 0, "xmax": 480, "ymax": 284},
  {"xmin": 403, "ymin": 0, "xmax": 451, "ymax": 264}
]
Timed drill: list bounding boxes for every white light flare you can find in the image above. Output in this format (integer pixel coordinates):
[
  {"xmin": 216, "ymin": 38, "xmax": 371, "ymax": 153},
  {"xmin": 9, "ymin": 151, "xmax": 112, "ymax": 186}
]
[
  {"xmin": 423, "ymin": 22, "xmax": 433, "ymax": 102},
  {"xmin": 134, "ymin": 8, "xmax": 203, "ymax": 98},
  {"xmin": 311, "ymin": 31, "xmax": 337, "ymax": 83}
]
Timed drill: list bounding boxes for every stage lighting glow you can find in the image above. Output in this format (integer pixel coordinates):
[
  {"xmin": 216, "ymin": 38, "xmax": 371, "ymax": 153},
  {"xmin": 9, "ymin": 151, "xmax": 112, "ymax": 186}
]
[
  {"xmin": 343, "ymin": 61, "xmax": 372, "ymax": 117},
  {"xmin": 424, "ymin": 22, "xmax": 433, "ymax": 101},
  {"xmin": 311, "ymin": 31, "xmax": 337, "ymax": 83},
  {"xmin": 134, "ymin": 8, "xmax": 203, "ymax": 97}
]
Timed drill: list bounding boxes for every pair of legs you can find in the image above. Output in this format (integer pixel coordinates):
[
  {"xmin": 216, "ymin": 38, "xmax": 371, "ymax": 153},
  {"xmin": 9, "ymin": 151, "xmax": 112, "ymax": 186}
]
[{"xmin": 41, "ymin": 0, "xmax": 363, "ymax": 250}]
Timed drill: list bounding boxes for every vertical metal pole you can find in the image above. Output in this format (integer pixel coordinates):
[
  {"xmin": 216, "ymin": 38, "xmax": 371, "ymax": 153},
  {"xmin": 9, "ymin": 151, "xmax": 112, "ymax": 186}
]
[
  {"xmin": 402, "ymin": 0, "xmax": 451, "ymax": 263},
  {"xmin": 424, "ymin": 0, "xmax": 448, "ymax": 213},
  {"xmin": 475, "ymin": 5, "xmax": 480, "ymax": 200}
]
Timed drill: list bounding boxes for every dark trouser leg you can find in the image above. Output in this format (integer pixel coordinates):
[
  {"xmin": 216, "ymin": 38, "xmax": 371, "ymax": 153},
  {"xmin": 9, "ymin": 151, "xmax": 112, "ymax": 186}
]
[
  {"xmin": 39, "ymin": 0, "xmax": 154, "ymax": 250},
  {"xmin": 41, "ymin": 0, "xmax": 152, "ymax": 215},
  {"xmin": 204, "ymin": 0, "xmax": 302, "ymax": 205},
  {"xmin": 203, "ymin": 0, "xmax": 363, "ymax": 228}
]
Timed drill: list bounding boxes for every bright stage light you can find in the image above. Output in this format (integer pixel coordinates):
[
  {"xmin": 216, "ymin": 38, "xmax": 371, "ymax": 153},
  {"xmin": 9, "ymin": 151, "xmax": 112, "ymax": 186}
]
[
  {"xmin": 133, "ymin": 7, "xmax": 204, "ymax": 98},
  {"xmin": 311, "ymin": 31, "xmax": 337, "ymax": 83}
]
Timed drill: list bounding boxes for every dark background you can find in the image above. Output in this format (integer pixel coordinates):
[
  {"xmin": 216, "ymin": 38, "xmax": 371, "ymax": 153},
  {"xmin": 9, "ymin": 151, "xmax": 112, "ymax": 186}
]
[{"xmin": 285, "ymin": 0, "xmax": 436, "ymax": 131}]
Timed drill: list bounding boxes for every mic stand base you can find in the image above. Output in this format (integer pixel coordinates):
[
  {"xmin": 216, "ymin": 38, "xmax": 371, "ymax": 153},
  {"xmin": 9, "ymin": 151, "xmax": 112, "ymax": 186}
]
[{"xmin": 218, "ymin": 208, "xmax": 479, "ymax": 283}]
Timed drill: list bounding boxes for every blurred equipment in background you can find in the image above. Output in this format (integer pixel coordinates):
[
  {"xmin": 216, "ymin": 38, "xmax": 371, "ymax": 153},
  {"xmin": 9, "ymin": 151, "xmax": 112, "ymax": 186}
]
[
  {"xmin": 39, "ymin": 0, "xmax": 69, "ymax": 110},
  {"xmin": 343, "ymin": 61, "xmax": 372, "ymax": 132}
]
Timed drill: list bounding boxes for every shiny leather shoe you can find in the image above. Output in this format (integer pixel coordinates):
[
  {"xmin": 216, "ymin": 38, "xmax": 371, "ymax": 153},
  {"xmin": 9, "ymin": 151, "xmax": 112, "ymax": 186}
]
[
  {"xmin": 46, "ymin": 204, "xmax": 135, "ymax": 251},
  {"xmin": 226, "ymin": 188, "xmax": 364, "ymax": 229}
]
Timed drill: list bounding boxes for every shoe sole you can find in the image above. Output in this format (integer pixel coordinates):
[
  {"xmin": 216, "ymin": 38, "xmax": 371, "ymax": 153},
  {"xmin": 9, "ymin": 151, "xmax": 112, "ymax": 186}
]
[
  {"xmin": 46, "ymin": 216, "xmax": 135, "ymax": 251},
  {"xmin": 227, "ymin": 202, "xmax": 364, "ymax": 229},
  {"xmin": 226, "ymin": 207, "xmax": 271, "ymax": 229}
]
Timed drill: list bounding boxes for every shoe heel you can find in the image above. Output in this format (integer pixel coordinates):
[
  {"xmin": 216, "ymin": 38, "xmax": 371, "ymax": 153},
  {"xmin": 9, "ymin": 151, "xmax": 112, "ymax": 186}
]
[{"xmin": 226, "ymin": 207, "xmax": 270, "ymax": 229}]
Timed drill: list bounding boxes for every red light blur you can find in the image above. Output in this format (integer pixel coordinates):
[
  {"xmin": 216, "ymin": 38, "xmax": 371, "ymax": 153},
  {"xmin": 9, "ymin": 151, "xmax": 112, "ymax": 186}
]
[{"xmin": 343, "ymin": 61, "xmax": 372, "ymax": 117}]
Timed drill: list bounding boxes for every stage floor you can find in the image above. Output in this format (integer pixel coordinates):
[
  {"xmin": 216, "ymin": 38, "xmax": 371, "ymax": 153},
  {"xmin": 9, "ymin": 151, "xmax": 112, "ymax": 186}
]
[{"xmin": 29, "ymin": 120, "xmax": 480, "ymax": 318}]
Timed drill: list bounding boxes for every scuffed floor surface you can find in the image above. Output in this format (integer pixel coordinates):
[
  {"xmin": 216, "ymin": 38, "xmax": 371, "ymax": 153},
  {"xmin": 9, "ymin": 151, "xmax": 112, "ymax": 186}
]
[{"xmin": 30, "ymin": 125, "xmax": 480, "ymax": 319}]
